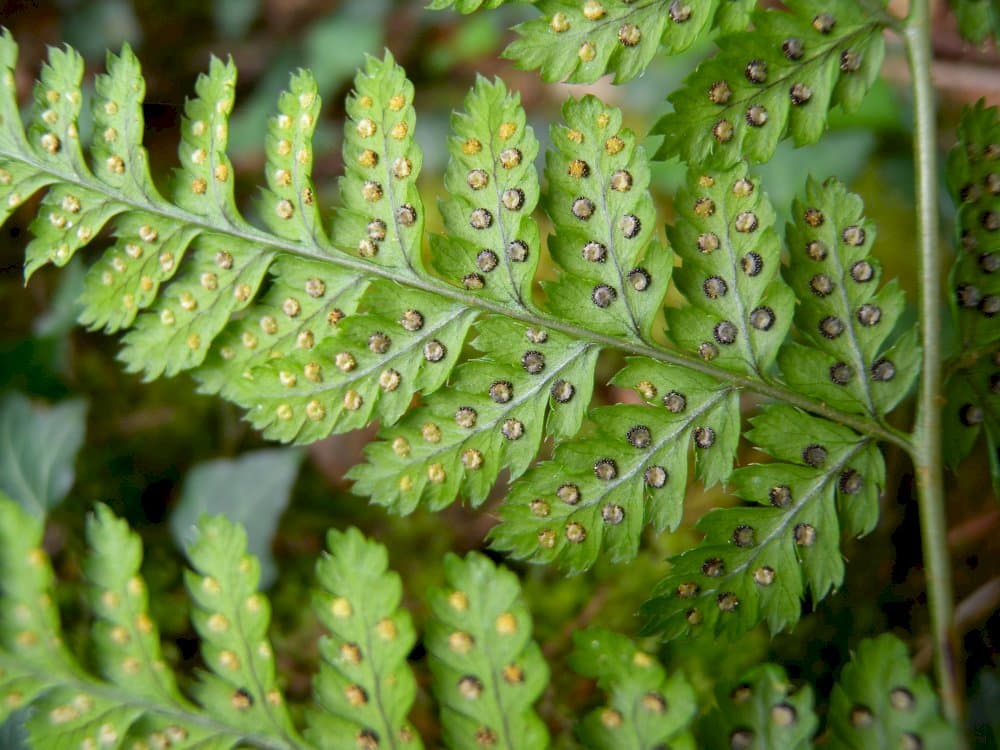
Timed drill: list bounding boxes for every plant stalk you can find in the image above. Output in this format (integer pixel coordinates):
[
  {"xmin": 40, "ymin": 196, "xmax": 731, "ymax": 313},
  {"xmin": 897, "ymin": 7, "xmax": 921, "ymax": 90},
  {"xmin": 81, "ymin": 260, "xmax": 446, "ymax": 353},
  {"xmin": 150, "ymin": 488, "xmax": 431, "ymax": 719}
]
[{"xmin": 904, "ymin": 0, "xmax": 965, "ymax": 729}]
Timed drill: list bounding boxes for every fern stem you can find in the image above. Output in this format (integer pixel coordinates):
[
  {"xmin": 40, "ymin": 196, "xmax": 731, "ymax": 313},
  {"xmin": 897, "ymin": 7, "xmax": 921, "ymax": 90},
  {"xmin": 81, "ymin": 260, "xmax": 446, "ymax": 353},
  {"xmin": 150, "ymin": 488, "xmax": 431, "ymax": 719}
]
[
  {"xmin": 2, "ymin": 150, "xmax": 911, "ymax": 453},
  {"xmin": 904, "ymin": 0, "xmax": 965, "ymax": 731}
]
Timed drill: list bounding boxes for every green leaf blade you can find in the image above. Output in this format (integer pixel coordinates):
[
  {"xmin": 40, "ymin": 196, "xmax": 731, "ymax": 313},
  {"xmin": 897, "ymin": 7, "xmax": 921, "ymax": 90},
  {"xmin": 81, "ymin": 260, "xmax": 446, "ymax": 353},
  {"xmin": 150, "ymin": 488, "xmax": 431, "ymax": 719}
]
[
  {"xmin": 654, "ymin": 1, "xmax": 887, "ymax": 167},
  {"xmin": 780, "ymin": 177, "xmax": 919, "ymax": 418},
  {"xmin": 307, "ymin": 528, "xmax": 423, "ymax": 750},
  {"xmin": 828, "ymin": 634, "xmax": 959, "ymax": 750},
  {"xmin": 543, "ymin": 95, "xmax": 671, "ymax": 342},
  {"xmin": 642, "ymin": 405, "xmax": 883, "ymax": 641},
  {"xmin": 433, "ymin": 76, "xmax": 540, "ymax": 309},
  {"xmin": 569, "ymin": 627, "xmax": 697, "ymax": 750},
  {"xmin": 426, "ymin": 552, "xmax": 550, "ymax": 750},
  {"xmin": 350, "ymin": 317, "xmax": 599, "ymax": 512},
  {"xmin": 493, "ymin": 359, "xmax": 739, "ymax": 573}
]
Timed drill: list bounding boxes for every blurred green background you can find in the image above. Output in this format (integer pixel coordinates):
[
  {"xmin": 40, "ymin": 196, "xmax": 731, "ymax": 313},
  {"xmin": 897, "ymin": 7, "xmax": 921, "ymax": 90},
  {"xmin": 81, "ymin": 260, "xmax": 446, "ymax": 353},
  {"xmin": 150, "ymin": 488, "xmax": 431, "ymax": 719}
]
[{"xmin": 0, "ymin": 0, "xmax": 997, "ymax": 746}]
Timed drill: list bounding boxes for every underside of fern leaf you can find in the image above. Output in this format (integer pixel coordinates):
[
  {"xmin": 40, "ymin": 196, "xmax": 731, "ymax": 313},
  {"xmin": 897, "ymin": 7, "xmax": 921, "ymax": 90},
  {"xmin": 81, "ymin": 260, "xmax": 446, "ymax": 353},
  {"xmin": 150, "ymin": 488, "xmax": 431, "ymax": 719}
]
[
  {"xmin": 944, "ymin": 101, "xmax": 1000, "ymax": 495},
  {"xmin": 653, "ymin": 0, "xmax": 889, "ymax": 167},
  {"xmin": 497, "ymin": 0, "xmax": 756, "ymax": 84},
  {"xmin": 0, "ymin": 28, "xmax": 923, "ymax": 642}
]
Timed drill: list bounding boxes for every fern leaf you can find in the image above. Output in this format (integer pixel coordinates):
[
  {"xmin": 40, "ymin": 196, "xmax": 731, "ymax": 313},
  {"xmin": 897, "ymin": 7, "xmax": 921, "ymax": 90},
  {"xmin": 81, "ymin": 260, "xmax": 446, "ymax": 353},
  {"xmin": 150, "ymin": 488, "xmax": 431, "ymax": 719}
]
[
  {"xmin": 949, "ymin": 0, "xmax": 1000, "ymax": 44},
  {"xmin": 260, "ymin": 70, "xmax": 327, "ymax": 246},
  {"xmin": 641, "ymin": 405, "xmax": 884, "ymax": 639},
  {"xmin": 350, "ymin": 316, "xmax": 599, "ymax": 512},
  {"xmin": 18, "ymin": 42, "xmax": 129, "ymax": 278},
  {"xmin": 0, "ymin": 497, "xmax": 77, "ymax": 723},
  {"xmin": 86, "ymin": 504, "xmax": 186, "ymax": 705},
  {"xmin": 335, "ymin": 53, "xmax": 424, "ymax": 275},
  {"xmin": 218, "ymin": 280, "xmax": 476, "ymax": 444},
  {"xmin": 502, "ymin": 0, "xmax": 755, "ymax": 85},
  {"xmin": 943, "ymin": 101, "xmax": 1000, "ymax": 489},
  {"xmin": 492, "ymin": 359, "xmax": 739, "ymax": 573},
  {"xmin": 182, "ymin": 515, "xmax": 301, "ymax": 743},
  {"xmin": 699, "ymin": 663, "xmax": 817, "ymax": 749},
  {"xmin": 827, "ymin": 634, "xmax": 959, "ymax": 750},
  {"xmin": 666, "ymin": 165, "xmax": 793, "ymax": 374},
  {"xmin": 542, "ymin": 95, "xmax": 672, "ymax": 342},
  {"xmin": 948, "ymin": 101, "xmax": 1000, "ymax": 350},
  {"xmin": 431, "ymin": 77, "xmax": 540, "ymax": 309},
  {"xmin": 653, "ymin": 0, "xmax": 888, "ymax": 167},
  {"xmin": 426, "ymin": 552, "xmax": 549, "ymax": 750},
  {"xmin": 0, "ymin": 498, "xmax": 293, "ymax": 749},
  {"xmin": 779, "ymin": 177, "xmax": 920, "ymax": 418},
  {"xmin": 568, "ymin": 627, "xmax": 697, "ymax": 750},
  {"xmin": 307, "ymin": 528, "xmax": 423, "ymax": 750}
]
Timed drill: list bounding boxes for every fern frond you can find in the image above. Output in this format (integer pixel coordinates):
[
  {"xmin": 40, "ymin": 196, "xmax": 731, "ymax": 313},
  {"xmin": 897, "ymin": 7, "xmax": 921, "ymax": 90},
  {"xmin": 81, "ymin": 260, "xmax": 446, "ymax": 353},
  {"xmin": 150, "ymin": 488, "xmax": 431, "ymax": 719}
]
[
  {"xmin": 779, "ymin": 177, "xmax": 920, "ymax": 418},
  {"xmin": 0, "ymin": 499, "xmax": 253, "ymax": 749},
  {"xmin": 948, "ymin": 0, "xmax": 1000, "ymax": 44},
  {"xmin": 0, "ymin": 497, "xmax": 76, "ymax": 722},
  {"xmin": 426, "ymin": 552, "xmax": 550, "ymax": 750},
  {"xmin": 542, "ymin": 95, "xmax": 671, "ymax": 342},
  {"xmin": 943, "ymin": 101, "xmax": 1000, "ymax": 492},
  {"xmin": 666, "ymin": 166, "xmax": 793, "ymax": 374},
  {"xmin": 182, "ymin": 515, "xmax": 301, "ymax": 743},
  {"xmin": 653, "ymin": 0, "xmax": 888, "ymax": 167},
  {"xmin": 307, "ymin": 528, "xmax": 423, "ymax": 750},
  {"xmin": 85, "ymin": 504, "xmax": 185, "ymax": 705},
  {"xmin": 568, "ymin": 627, "xmax": 697, "ymax": 750},
  {"xmin": 492, "ymin": 359, "xmax": 739, "ymax": 573},
  {"xmin": 431, "ymin": 77, "xmax": 540, "ymax": 309},
  {"xmin": 335, "ymin": 53, "xmax": 423, "ymax": 275},
  {"xmin": 641, "ymin": 405, "xmax": 884, "ymax": 639},
  {"xmin": 350, "ymin": 316, "xmax": 599, "ymax": 512},
  {"xmin": 1, "ymin": 33, "xmax": 916, "ymax": 584},
  {"xmin": 700, "ymin": 663, "xmax": 817, "ymax": 749},
  {"xmin": 827, "ymin": 634, "xmax": 959, "ymax": 750},
  {"xmin": 501, "ymin": 0, "xmax": 755, "ymax": 85}
]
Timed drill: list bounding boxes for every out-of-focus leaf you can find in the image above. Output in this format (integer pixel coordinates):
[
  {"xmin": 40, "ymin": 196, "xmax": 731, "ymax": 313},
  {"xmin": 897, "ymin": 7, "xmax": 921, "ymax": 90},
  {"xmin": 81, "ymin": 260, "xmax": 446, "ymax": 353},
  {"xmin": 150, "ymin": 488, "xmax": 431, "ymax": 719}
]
[
  {"xmin": 170, "ymin": 448, "xmax": 304, "ymax": 587},
  {"xmin": 0, "ymin": 392, "xmax": 87, "ymax": 517}
]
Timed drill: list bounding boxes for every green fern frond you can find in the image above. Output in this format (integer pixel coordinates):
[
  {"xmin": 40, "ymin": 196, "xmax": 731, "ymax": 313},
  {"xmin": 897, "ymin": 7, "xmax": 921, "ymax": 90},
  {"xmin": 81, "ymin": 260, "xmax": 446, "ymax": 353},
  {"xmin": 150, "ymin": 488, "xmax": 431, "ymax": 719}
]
[
  {"xmin": 0, "ymin": 499, "xmax": 263, "ymax": 749},
  {"xmin": 492, "ymin": 360, "xmax": 739, "ymax": 573},
  {"xmin": 308, "ymin": 528, "xmax": 423, "ymax": 750},
  {"xmin": 653, "ymin": 0, "xmax": 889, "ymax": 167},
  {"xmin": 182, "ymin": 515, "xmax": 302, "ymax": 743},
  {"xmin": 426, "ymin": 552, "xmax": 550, "ymax": 750},
  {"xmin": 568, "ymin": 627, "xmax": 697, "ymax": 750},
  {"xmin": 666, "ymin": 166, "xmax": 793, "ymax": 374},
  {"xmin": 827, "ymin": 634, "xmax": 959, "ymax": 750},
  {"xmin": 542, "ymin": 95, "xmax": 671, "ymax": 342},
  {"xmin": 431, "ymin": 77, "xmax": 540, "ymax": 309},
  {"xmin": 335, "ymin": 53, "xmax": 423, "ymax": 275},
  {"xmin": 500, "ymin": 0, "xmax": 755, "ymax": 85},
  {"xmin": 700, "ymin": 663, "xmax": 817, "ymax": 749},
  {"xmin": 779, "ymin": 177, "xmax": 921, "ymax": 418},
  {"xmin": 85, "ymin": 505, "xmax": 185, "ymax": 706},
  {"xmin": 948, "ymin": 0, "xmax": 1000, "ymax": 43},
  {"xmin": 0, "ymin": 497, "xmax": 77, "ymax": 722},
  {"xmin": 641, "ymin": 405, "xmax": 884, "ymax": 639},
  {"xmin": 943, "ymin": 101, "xmax": 1000, "ymax": 492},
  {"xmin": 0, "ymin": 32, "xmax": 917, "ymax": 584}
]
